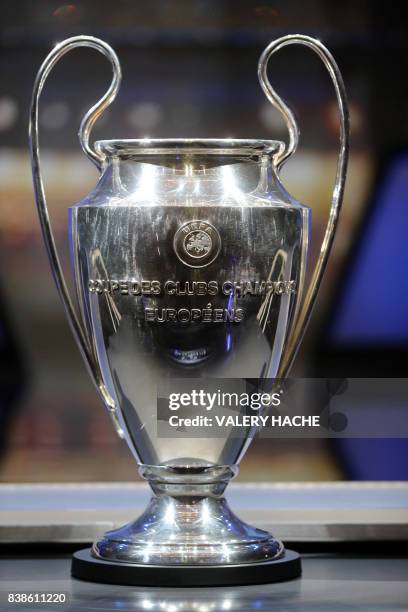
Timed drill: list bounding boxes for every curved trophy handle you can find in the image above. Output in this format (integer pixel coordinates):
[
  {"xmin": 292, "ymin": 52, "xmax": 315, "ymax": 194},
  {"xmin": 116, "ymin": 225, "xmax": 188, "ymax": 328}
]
[
  {"xmin": 28, "ymin": 36, "xmax": 122, "ymax": 424},
  {"xmin": 258, "ymin": 35, "xmax": 349, "ymax": 378}
]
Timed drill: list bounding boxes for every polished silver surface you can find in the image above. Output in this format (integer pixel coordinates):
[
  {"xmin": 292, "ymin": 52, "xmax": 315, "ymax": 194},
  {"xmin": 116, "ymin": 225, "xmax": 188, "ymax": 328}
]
[
  {"xmin": 70, "ymin": 145, "xmax": 305, "ymax": 564},
  {"xmin": 90, "ymin": 467, "xmax": 286, "ymax": 565},
  {"xmin": 93, "ymin": 475, "xmax": 284, "ymax": 565},
  {"xmin": 29, "ymin": 35, "xmax": 349, "ymax": 568},
  {"xmin": 71, "ymin": 145, "xmax": 306, "ymax": 468}
]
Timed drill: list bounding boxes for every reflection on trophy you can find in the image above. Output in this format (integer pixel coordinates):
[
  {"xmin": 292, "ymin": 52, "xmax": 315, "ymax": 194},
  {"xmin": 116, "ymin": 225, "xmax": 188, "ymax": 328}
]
[{"xmin": 29, "ymin": 34, "xmax": 348, "ymax": 585}]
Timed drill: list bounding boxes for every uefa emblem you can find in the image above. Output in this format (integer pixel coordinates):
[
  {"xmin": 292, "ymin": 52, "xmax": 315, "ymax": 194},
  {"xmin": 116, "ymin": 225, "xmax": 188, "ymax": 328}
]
[{"xmin": 173, "ymin": 220, "xmax": 221, "ymax": 268}]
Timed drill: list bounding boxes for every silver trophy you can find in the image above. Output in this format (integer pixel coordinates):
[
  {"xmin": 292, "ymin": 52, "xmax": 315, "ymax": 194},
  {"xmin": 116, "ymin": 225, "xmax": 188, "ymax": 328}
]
[{"xmin": 29, "ymin": 35, "xmax": 348, "ymax": 586}]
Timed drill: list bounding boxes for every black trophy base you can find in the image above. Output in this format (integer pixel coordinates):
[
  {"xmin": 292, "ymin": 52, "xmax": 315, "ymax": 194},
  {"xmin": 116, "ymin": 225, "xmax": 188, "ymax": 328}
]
[{"xmin": 71, "ymin": 548, "xmax": 301, "ymax": 587}]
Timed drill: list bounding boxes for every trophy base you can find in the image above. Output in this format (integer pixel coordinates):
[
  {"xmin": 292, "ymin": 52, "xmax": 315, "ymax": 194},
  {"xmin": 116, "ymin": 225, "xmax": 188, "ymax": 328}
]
[
  {"xmin": 71, "ymin": 547, "xmax": 301, "ymax": 587},
  {"xmin": 72, "ymin": 465, "xmax": 301, "ymax": 584}
]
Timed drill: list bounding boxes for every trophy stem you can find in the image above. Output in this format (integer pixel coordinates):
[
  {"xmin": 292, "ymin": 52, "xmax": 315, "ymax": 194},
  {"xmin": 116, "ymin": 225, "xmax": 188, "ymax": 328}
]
[{"xmin": 139, "ymin": 463, "xmax": 238, "ymax": 497}]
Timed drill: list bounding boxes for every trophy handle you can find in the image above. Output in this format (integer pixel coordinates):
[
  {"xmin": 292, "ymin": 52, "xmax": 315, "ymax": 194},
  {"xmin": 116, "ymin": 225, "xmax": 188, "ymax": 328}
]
[
  {"xmin": 29, "ymin": 36, "xmax": 122, "ymax": 426},
  {"xmin": 258, "ymin": 35, "xmax": 349, "ymax": 378}
]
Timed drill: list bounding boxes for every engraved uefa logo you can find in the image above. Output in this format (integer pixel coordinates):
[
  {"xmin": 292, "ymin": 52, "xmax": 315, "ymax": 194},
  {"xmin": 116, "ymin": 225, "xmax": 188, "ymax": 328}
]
[
  {"xmin": 184, "ymin": 230, "xmax": 212, "ymax": 258},
  {"xmin": 173, "ymin": 220, "xmax": 221, "ymax": 268}
]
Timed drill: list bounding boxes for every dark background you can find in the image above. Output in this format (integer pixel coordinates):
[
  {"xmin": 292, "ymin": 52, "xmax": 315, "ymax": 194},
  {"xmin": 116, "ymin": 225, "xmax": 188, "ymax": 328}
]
[{"xmin": 0, "ymin": 0, "xmax": 406, "ymax": 482}]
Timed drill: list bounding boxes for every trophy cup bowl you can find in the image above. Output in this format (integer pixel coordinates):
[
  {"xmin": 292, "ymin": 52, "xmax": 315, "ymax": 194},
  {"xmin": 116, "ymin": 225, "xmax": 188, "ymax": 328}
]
[{"xmin": 29, "ymin": 35, "xmax": 348, "ymax": 586}]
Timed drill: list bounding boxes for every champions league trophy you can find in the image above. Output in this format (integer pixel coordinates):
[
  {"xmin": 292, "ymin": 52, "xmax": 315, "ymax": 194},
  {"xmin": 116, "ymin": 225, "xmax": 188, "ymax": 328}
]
[{"xmin": 29, "ymin": 35, "xmax": 348, "ymax": 586}]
